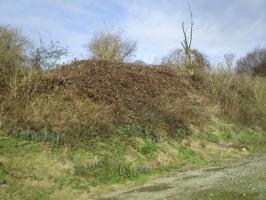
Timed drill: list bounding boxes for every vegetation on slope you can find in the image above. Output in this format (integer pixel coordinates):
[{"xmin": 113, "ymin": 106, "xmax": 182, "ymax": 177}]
[
  {"xmin": 1, "ymin": 25, "xmax": 266, "ymax": 199},
  {"xmin": 0, "ymin": 120, "xmax": 265, "ymax": 199}
]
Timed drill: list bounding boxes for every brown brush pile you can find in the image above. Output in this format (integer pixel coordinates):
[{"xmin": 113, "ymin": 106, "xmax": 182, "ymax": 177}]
[{"xmin": 1, "ymin": 60, "xmax": 207, "ymax": 142}]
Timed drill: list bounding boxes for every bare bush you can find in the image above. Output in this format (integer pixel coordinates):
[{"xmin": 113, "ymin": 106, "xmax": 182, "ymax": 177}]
[
  {"xmin": 30, "ymin": 39, "xmax": 68, "ymax": 70},
  {"xmin": 87, "ymin": 30, "xmax": 137, "ymax": 62},
  {"xmin": 162, "ymin": 48, "xmax": 209, "ymax": 70},
  {"xmin": 236, "ymin": 47, "xmax": 266, "ymax": 76},
  {"xmin": 0, "ymin": 25, "xmax": 30, "ymax": 83},
  {"xmin": 224, "ymin": 53, "xmax": 235, "ymax": 71}
]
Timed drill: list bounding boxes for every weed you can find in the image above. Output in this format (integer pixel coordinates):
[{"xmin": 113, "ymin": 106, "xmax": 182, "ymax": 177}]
[
  {"xmin": 175, "ymin": 128, "xmax": 190, "ymax": 142},
  {"xmin": 179, "ymin": 146, "xmax": 196, "ymax": 161},
  {"xmin": 0, "ymin": 162, "xmax": 7, "ymax": 183},
  {"xmin": 221, "ymin": 131, "xmax": 234, "ymax": 142},
  {"xmin": 178, "ymin": 145, "xmax": 206, "ymax": 165},
  {"xmin": 140, "ymin": 140, "xmax": 158, "ymax": 155},
  {"xmin": 115, "ymin": 124, "xmax": 149, "ymax": 138},
  {"xmin": 73, "ymin": 152, "xmax": 149, "ymax": 186},
  {"xmin": 11, "ymin": 128, "xmax": 64, "ymax": 145},
  {"xmin": 238, "ymin": 129, "xmax": 266, "ymax": 145},
  {"xmin": 204, "ymin": 128, "xmax": 220, "ymax": 144}
]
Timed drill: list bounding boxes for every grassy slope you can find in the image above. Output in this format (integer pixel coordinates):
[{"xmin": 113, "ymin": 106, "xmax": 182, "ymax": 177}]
[
  {"xmin": 1, "ymin": 60, "xmax": 266, "ymax": 199},
  {"xmin": 0, "ymin": 119, "xmax": 265, "ymax": 200}
]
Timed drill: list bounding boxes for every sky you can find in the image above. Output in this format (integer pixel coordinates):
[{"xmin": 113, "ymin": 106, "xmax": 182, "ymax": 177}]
[{"xmin": 0, "ymin": 0, "xmax": 265, "ymax": 64}]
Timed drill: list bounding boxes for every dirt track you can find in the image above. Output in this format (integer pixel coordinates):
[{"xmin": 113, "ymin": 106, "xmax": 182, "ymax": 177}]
[{"xmin": 95, "ymin": 153, "xmax": 266, "ymax": 200}]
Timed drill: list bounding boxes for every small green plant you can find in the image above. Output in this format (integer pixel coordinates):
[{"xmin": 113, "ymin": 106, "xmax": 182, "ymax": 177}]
[
  {"xmin": 74, "ymin": 154, "xmax": 148, "ymax": 185},
  {"xmin": 221, "ymin": 131, "xmax": 234, "ymax": 142},
  {"xmin": 179, "ymin": 146, "xmax": 195, "ymax": 161},
  {"xmin": 140, "ymin": 140, "xmax": 158, "ymax": 155},
  {"xmin": 178, "ymin": 145, "xmax": 206, "ymax": 165},
  {"xmin": 238, "ymin": 129, "xmax": 266, "ymax": 144},
  {"xmin": 175, "ymin": 128, "xmax": 190, "ymax": 142},
  {"xmin": 203, "ymin": 128, "xmax": 220, "ymax": 144},
  {"xmin": 0, "ymin": 162, "xmax": 7, "ymax": 184},
  {"xmin": 115, "ymin": 124, "xmax": 150, "ymax": 138},
  {"xmin": 11, "ymin": 128, "xmax": 64, "ymax": 145}
]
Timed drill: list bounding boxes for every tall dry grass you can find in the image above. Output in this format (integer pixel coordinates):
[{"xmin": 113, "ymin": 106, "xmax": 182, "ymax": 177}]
[{"xmin": 199, "ymin": 66, "xmax": 266, "ymax": 129}]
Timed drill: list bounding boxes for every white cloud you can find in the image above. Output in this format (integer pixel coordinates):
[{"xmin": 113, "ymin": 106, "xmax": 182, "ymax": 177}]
[{"xmin": 0, "ymin": 0, "xmax": 265, "ymax": 63}]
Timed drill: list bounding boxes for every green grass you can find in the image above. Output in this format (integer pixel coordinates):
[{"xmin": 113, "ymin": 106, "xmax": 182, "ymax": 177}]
[
  {"xmin": 178, "ymin": 146, "xmax": 207, "ymax": 165},
  {"xmin": 204, "ymin": 128, "xmax": 220, "ymax": 144},
  {"xmin": 115, "ymin": 124, "xmax": 150, "ymax": 137},
  {"xmin": 174, "ymin": 128, "xmax": 190, "ymax": 142},
  {"xmin": 139, "ymin": 140, "xmax": 158, "ymax": 155},
  {"xmin": 0, "ymin": 137, "xmax": 89, "ymax": 199},
  {"xmin": 0, "ymin": 120, "xmax": 265, "ymax": 199}
]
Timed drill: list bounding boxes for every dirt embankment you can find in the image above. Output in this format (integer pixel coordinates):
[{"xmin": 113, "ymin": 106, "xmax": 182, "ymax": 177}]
[{"xmin": 12, "ymin": 59, "xmax": 205, "ymax": 135}]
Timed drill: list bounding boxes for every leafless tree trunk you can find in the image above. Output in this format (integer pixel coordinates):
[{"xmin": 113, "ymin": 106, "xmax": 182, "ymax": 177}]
[{"xmin": 181, "ymin": 1, "xmax": 194, "ymax": 75}]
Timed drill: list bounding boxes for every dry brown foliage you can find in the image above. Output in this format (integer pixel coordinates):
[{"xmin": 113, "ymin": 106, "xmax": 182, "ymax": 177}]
[{"xmin": 1, "ymin": 59, "xmax": 206, "ymax": 140}]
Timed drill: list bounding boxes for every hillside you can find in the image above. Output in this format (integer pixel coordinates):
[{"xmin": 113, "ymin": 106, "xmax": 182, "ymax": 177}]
[
  {"xmin": 1, "ymin": 59, "xmax": 266, "ymax": 199},
  {"xmin": 2, "ymin": 60, "xmax": 208, "ymax": 141}
]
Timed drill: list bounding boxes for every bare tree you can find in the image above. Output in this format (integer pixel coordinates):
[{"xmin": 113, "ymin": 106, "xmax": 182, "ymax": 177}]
[
  {"xmin": 224, "ymin": 53, "xmax": 235, "ymax": 71},
  {"xmin": 181, "ymin": 1, "xmax": 194, "ymax": 74},
  {"xmin": 0, "ymin": 25, "xmax": 31, "ymax": 87},
  {"xmin": 236, "ymin": 47, "xmax": 266, "ymax": 76},
  {"xmin": 0, "ymin": 25, "xmax": 30, "ymax": 66},
  {"xmin": 30, "ymin": 38, "xmax": 68, "ymax": 70},
  {"xmin": 87, "ymin": 30, "xmax": 137, "ymax": 62}
]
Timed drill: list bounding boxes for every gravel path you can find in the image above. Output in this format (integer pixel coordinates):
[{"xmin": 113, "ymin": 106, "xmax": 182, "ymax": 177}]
[{"xmin": 94, "ymin": 153, "xmax": 266, "ymax": 200}]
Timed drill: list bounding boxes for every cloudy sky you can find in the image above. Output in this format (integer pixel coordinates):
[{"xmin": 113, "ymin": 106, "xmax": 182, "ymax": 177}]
[{"xmin": 0, "ymin": 0, "xmax": 265, "ymax": 63}]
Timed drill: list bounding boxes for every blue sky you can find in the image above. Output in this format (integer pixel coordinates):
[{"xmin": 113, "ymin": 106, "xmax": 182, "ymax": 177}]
[{"xmin": 0, "ymin": 0, "xmax": 265, "ymax": 64}]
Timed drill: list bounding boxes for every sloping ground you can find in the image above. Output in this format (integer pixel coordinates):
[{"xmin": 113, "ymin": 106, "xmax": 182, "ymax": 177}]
[
  {"xmin": 12, "ymin": 60, "xmax": 205, "ymax": 136},
  {"xmin": 49, "ymin": 60, "xmax": 200, "ymax": 127},
  {"xmin": 0, "ymin": 123, "xmax": 265, "ymax": 200}
]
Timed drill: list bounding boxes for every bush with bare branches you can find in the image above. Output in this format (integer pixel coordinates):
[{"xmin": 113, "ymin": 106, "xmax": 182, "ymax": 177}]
[
  {"xmin": 162, "ymin": 48, "xmax": 209, "ymax": 70},
  {"xmin": 87, "ymin": 30, "xmax": 137, "ymax": 62},
  {"xmin": 236, "ymin": 47, "xmax": 266, "ymax": 76}
]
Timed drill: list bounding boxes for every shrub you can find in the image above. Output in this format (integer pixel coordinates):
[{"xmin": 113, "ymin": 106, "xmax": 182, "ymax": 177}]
[
  {"xmin": 161, "ymin": 49, "xmax": 209, "ymax": 70},
  {"xmin": 87, "ymin": 30, "xmax": 137, "ymax": 62},
  {"xmin": 29, "ymin": 39, "xmax": 68, "ymax": 70},
  {"xmin": 0, "ymin": 25, "xmax": 30, "ymax": 92},
  {"xmin": 236, "ymin": 47, "xmax": 266, "ymax": 76}
]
